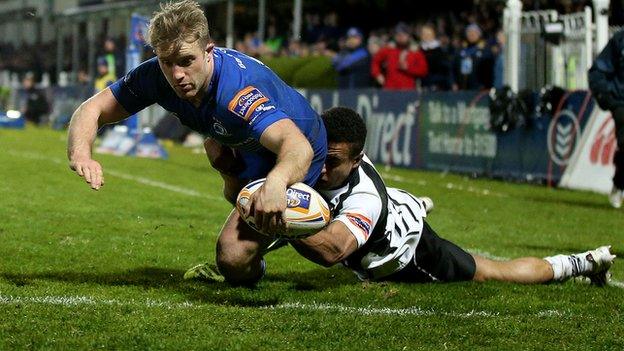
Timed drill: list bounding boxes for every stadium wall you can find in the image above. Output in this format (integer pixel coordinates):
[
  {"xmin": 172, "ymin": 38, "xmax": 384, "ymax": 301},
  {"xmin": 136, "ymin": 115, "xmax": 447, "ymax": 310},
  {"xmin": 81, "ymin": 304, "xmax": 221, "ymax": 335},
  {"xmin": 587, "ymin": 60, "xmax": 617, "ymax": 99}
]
[
  {"xmin": 300, "ymin": 89, "xmax": 611, "ymax": 193},
  {"xmin": 14, "ymin": 86, "xmax": 613, "ymax": 193}
]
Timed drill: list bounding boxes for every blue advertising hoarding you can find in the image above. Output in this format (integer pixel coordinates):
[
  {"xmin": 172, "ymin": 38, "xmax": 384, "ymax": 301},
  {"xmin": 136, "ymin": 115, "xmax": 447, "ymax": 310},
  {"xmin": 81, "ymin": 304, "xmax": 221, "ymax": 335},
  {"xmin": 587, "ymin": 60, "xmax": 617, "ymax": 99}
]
[{"xmin": 301, "ymin": 89, "xmax": 595, "ymax": 185}]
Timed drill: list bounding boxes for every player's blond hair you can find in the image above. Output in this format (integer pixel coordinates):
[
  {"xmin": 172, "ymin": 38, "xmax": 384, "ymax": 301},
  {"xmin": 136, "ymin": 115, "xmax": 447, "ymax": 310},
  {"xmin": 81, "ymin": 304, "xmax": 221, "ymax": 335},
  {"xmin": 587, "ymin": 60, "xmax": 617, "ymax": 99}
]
[{"xmin": 147, "ymin": 0, "xmax": 211, "ymax": 55}]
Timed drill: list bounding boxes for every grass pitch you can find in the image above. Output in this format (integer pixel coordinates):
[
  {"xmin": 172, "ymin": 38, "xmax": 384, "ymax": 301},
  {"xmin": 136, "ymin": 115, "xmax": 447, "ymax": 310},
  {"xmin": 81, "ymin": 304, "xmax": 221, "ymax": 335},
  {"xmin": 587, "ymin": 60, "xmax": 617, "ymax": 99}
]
[{"xmin": 0, "ymin": 127, "xmax": 622, "ymax": 350}]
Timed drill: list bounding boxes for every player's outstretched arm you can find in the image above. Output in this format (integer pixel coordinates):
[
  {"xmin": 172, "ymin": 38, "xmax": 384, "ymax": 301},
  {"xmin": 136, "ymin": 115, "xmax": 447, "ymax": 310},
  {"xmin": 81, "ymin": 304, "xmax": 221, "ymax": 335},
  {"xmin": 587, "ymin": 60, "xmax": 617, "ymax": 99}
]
[
  {"xmin": 243, "ymin": 119, "xmax": 314, "ymax": 235},
  {"xmin": 67, "ymin": 87, "xmax": 130, "ymax": 190},
  {"xmin": 290, "ymin": 221, "xmax": 358, "ymax": 267}
]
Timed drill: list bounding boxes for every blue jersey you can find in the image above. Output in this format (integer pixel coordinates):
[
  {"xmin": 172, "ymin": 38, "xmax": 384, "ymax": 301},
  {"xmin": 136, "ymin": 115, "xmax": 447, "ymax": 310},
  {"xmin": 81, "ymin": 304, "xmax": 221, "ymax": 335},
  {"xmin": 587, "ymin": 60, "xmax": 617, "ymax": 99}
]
[{"xmin": 109, "ymin": 48, "xmax": 326, "ymax": 185}]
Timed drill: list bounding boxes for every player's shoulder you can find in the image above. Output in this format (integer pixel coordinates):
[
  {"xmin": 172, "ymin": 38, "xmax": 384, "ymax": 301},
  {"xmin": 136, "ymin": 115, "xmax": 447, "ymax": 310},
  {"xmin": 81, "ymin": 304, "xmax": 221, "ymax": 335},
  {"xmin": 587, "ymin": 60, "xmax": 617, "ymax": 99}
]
[
  {"xmin": 342, "ymin": 155, "xmax": 384, "ymax": 201},
  {"xmin": 214, "ymin": 48, "xmax": 268, "ymax": 85},
  {"xmin": 129, "ymin": 56, "xmax": 161, "ymax": 77},
  {"xmin": 123, "ymin": 57, "xmax": 167, "ymax": 88},
  {"xmin": 355, "ymin": 166, "xmax": 383, "ymax": 197},
  {"xmin": 213, "ymin": 48, "xmax": 275, "ymax": 118}
]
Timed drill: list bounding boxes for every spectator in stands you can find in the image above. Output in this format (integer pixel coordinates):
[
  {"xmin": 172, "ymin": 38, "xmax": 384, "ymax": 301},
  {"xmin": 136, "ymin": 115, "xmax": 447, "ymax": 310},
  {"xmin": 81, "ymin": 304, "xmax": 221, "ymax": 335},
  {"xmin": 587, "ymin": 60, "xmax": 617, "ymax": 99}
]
[
  {"xmin": 492, "ymin": 29, "xmax": 506, "ymax": 89},
  {"xmin": 453, "ymin": 24, "xmax": 494, "ymax": 90},
  {"xmin": 311, "ymin": 39, "xmax": 334, "ymax": 57},
  {"xmin": 588, "ymin": 30, "xmax": 624, "ymax": 208},
  {"xmin": 319, "ymin": 12, "xmax": 341, "ymax": 50},
  {"xmin": 102, "ymin": 38, "xmax": 125, "ymax": 79},
  {"xmin": 303, "ymin": 13, "xmax": 323, "ymax": 44},
  {"xmin": 371, "ymin": 23, "xmax": 428, "ymax": 90},
  {"xmin": 263, "ymin": 22, "xmax": 285, "ymax": 56},
  {"xmin": 20, "ymin": 73, "xmax": 49, "ymax": 125},
  {"xmin": 94, "ymin": 57, "xmax": 116, "ymax": 92},
  {"xmin": 76, "ymin": 69, "xmax": 94, "ymax": 100},
  {"xmin": 367, "ymin": 33, "xmax": 384, "ymax": 57},
  {"xmin": 94, "ymin": 58, "xmax": 118, "ymax": 136},
  {"xmin": 419, "ymin": 24, "xmax": 453, "ymax": 91},
  {"xmin": 235, "ymin": 34, "xmax": 263, "ymax": 57},
  {"xmin": 332, "ymin": 27, "xmax": 372, "ymax": 89},
  {"xmin": 286, "ymin": 40, "xmax": 309, "ymax": 57}
]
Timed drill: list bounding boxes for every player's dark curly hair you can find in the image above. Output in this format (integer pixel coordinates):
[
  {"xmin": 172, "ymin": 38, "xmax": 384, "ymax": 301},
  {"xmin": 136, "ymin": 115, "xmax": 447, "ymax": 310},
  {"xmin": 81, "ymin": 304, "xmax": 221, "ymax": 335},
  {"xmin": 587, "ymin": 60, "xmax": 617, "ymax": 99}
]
[{"xmin": 321, "ymin": 107, "xmax": 367, "ymax": 159}]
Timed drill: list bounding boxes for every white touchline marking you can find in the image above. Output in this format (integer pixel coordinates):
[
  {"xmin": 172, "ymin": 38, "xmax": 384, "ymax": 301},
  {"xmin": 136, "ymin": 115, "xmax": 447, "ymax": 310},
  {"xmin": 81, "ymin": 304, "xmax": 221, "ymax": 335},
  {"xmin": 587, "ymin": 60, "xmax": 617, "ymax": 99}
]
[
  {"xmin": 380, "ymin": 171, "xmax": 508, "ymax": 198},
  {"xmin": 381, "ymin": 172, "xmax": 428, "ymax": 187},
  {"xmin": 0, "ymin": 294, "xmax": 568, "ymax": 318},
  {"xmin": 0, "ymin": 294, "xmax": 197, "ymax": 310},
  {"xmin": 7, "ymin": 150, "xmax": 223, "ymax": 201},
  {"xmin": 467, "ymin": 248, "xmax": 510, "ymax": 261},
  {"xmin": 105, "ymin": 169, "xmax": 222, "ymax": 201},
  {"xmin": 261, "ymin": 302, "xmax": 503, "ymax": 317}
]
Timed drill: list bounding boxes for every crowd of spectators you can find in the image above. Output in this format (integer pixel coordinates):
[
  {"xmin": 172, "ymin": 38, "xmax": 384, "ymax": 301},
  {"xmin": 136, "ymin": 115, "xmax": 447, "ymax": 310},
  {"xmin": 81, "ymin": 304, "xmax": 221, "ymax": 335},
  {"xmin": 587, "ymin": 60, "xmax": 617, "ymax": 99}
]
[
  {"xmin": 0, "ymin": 0, "xmax": 596, "ymax": 92},
  {"xmin": 231, "ymin": 0, "xmax": 595, "ymax": 91}
]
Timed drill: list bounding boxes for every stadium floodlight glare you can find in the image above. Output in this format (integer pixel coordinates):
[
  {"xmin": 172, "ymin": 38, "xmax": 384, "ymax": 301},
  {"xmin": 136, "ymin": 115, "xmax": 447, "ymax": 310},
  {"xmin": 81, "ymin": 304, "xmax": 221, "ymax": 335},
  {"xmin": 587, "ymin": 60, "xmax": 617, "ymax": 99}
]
[{"xmin": 6, "ymin": 110, "xmax": 21, "ymax": 119}]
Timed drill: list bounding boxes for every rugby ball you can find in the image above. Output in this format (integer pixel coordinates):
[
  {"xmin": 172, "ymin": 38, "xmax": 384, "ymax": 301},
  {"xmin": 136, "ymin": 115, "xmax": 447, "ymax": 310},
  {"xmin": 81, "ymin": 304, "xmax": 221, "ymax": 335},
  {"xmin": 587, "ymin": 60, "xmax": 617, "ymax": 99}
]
[{"xmin": 236, "ymin": 178, "xmax": 331, "ymax": 238}]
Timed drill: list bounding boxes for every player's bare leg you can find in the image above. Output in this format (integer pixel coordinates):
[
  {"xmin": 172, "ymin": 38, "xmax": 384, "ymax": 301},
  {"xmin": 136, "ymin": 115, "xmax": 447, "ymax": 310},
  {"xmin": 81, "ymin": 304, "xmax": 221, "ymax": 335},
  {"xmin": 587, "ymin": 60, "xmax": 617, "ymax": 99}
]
[
  {"xmin": 215, "ymin": 209, "xmax": 274, "ymax": 286},
  {"xmin": 472, "ymin": 256, "xmax": 554, "ymax": 283},
  {"xmin": 187, "ymin": 138, "xmax": 278, "ymax": 285},
  {"xmin": 472, "ymin": 246, "xmax": 616, "ymax": 286}
]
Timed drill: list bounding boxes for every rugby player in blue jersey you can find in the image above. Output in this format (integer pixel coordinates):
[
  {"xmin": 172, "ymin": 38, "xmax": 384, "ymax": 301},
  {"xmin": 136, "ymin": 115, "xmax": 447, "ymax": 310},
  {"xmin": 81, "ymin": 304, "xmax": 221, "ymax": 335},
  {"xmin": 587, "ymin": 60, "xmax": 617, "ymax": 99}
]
[{"xmin": 66, "ymin": 0, "xmax": 326, "ymax": 285}]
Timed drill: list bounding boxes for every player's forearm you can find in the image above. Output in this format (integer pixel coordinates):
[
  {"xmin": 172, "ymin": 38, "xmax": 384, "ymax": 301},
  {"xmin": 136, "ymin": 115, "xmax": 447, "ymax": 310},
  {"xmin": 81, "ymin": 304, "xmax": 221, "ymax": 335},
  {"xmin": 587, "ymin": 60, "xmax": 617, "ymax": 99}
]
[
  {"xmin": 67, "ymin": 102, "xmax": 101, "ymax": 161},
  {"xmin": 266, "ymin": 137, "xmax": 313, "ymax": 186},
  {"xmin": 291, "ymin": 225, "xmax": 357, "ymax": 267},
  {"xmin": 290, "ymin": 237, "xmax": 342, "ymax": 267}
]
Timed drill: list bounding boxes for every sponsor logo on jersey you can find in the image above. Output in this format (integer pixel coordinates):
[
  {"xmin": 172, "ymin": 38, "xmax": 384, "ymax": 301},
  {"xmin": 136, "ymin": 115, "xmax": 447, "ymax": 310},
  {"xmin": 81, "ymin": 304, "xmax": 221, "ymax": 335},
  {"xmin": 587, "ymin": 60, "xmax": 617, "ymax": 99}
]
[
  {"xmin": 212, "ymin": 120, "xmax": 231, "ymax": 136},
  {"xmin": 228, "ymin": 86, "xmax": 269, "ymax": 121},
  {"xmin": 346, "ymin": 213, "xmax": 372, "ymax": 239},
  {"xmin": 286, "ymin": 188, "xmax": 311, "ymax": 213},
  {"xmin": 255, "ymin": 104, "xmax": 275, "ymax": 112}
]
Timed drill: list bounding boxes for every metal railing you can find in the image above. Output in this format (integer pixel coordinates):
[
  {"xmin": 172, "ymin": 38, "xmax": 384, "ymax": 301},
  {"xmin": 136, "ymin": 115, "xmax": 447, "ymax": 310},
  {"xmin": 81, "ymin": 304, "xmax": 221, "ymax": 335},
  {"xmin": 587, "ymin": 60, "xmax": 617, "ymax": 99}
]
[{"xmin": 504, "ymin": 2, "xmax": 594, "ymax": 91}]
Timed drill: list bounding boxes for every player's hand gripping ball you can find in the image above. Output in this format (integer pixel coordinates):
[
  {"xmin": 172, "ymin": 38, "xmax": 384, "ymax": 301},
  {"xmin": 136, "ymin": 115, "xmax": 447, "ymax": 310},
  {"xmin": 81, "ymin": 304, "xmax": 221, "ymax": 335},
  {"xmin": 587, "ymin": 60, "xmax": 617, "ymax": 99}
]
[{"xmin": 236, "ymin": 178, "xmax": 331, "ymax": 238}]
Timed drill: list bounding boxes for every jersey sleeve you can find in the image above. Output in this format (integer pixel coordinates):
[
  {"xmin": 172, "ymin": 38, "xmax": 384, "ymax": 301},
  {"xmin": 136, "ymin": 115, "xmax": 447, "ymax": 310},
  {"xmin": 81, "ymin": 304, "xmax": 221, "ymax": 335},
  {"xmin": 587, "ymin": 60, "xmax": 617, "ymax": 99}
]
[
  {"xmin": 224, "ymin": 85, "xmax": 290, "ymax": 140},
  {"xmin": 109, "ymin": 59, "xmax": 161, "ymax": 115},
  {"xmin": 333, "ymin": 192, "xmax": 382, "ymax": 248}
]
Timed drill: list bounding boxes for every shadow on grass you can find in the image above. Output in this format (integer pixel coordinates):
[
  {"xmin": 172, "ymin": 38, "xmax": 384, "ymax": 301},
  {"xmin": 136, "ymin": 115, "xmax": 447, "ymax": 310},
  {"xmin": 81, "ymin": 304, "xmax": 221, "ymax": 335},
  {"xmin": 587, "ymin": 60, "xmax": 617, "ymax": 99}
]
[
  {"xmin": 515, "ymin": 243, "xmax": 624, "ymax": 258},
  {"xmin": 521, "ymin": 195, "xmax": 613, "ymax": 211},
  {"xmin": 0, "ymin": 265, "xmax": 358, "ymax": 307}
]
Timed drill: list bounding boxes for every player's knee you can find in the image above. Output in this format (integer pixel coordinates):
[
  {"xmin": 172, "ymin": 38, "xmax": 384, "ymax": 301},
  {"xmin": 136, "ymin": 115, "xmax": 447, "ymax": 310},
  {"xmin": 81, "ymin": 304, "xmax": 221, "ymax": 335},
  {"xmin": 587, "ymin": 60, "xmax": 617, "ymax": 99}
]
[
  {"xmin": 472, "ymin": 255, "xmax": 498, "ymax": 282},
  {"xmin": 472, "ymin": 268, "xmax": 488, "ymax": 282},
  {"xmin": 216, "ymin": 238, "xmax": 259, "ymax": 283},
  {"xmin": 216, "ymin": 240, "xmax": 248, "ymax": 269},
  {"xmin": 204, "ymin": 138, "xmax": 238, "ymax": 175},
  {"xmin": 203, "ymin": 138, "xmax": 221, "ymax": 163},
  {"xmin": 222, "ymin": 176, "xmax": 244, "ymax": 205},
  {"xmin": 223, "ymin": 187, "xmax": 237, "ymax": 205},
  {"xmin": 215, "ymin": 248, "xmax": 263, "ymax": 286}
]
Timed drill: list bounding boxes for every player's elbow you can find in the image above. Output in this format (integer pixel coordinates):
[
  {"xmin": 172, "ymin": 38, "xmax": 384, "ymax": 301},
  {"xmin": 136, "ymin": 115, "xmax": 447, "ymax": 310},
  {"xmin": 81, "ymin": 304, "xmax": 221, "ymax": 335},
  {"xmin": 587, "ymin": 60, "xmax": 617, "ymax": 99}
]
[
  {"xmin": 317, "ymin": 246, "xmax": 353, "ymax": 267},
  {"xmin": 316, "ymin": 252, "xmax": 343, "ymax": 267},
  {"xmin": 73, "ymin": 96, "xmax": 107, "ymax": 129},
  {"xmin": 287, "ymin": 136, "xmax": 313, "ymax": 169},
  {"xmin": 291, "ymin": 241, "xmax": 346, "ymax": 267},
  {"xmin": 301, "ymin": 140, "xmax": 313, "ymax": 164}
]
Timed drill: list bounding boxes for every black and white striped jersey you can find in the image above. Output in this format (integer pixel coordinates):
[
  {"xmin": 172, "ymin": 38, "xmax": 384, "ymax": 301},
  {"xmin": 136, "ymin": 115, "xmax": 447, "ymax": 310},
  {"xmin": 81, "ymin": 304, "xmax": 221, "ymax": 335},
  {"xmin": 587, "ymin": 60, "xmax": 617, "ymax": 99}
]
[{"xmin": 318, "ymin": 155, "xmax": 428, "ymax": 280}]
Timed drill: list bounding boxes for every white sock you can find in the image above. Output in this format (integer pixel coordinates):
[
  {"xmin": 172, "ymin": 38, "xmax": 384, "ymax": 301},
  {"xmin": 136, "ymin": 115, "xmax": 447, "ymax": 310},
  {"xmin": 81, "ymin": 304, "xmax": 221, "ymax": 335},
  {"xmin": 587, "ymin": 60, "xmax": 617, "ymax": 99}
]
[{"xmin": 544, "ymin": 252, "xmax": 593, "ymax": 281}]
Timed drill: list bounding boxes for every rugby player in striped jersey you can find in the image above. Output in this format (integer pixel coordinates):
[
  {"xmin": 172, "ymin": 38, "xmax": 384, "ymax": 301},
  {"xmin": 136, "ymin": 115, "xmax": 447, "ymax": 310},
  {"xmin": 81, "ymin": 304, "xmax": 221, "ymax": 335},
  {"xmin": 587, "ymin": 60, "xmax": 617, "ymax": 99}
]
[{"xmin": 289, "ymin": 107, "xmax": 616, "ymax": 285}]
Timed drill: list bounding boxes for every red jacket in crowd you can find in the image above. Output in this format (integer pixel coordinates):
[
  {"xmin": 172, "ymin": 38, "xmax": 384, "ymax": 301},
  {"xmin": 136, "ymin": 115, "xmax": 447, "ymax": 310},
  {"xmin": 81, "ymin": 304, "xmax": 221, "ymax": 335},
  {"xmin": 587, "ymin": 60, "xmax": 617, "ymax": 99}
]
[{"xmin": 371, "ymin": 46, "xmax": 428, "ymax": 90}]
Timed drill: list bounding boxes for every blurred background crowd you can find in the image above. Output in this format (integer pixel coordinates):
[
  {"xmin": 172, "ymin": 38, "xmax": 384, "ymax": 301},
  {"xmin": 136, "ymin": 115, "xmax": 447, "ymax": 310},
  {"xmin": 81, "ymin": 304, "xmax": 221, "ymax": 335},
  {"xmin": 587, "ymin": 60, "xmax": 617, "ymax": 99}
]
[{"xmin": 0, "ymin": 0, "xmax": 605, "ymax": 94}]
